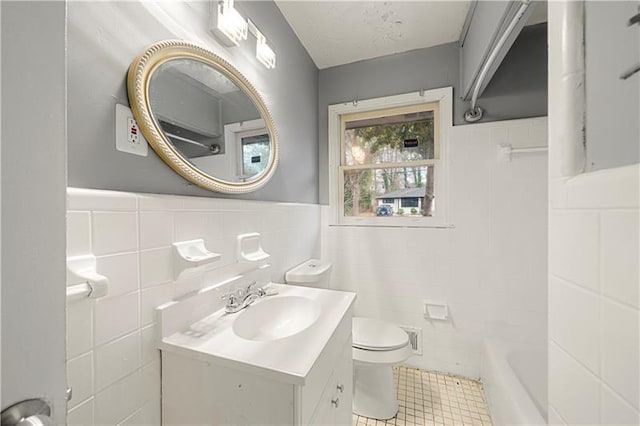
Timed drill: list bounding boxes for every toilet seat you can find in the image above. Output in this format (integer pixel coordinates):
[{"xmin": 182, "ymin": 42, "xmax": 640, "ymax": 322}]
[
  {"xmin": 352, "ymin": 317, "xmax": 409, "ymax": 351},
  {"xmin": 353, "ymin": 343, "xmax": 413, "ymax": 365}
]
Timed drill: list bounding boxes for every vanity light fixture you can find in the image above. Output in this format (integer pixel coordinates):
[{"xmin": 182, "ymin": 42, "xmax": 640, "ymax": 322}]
[
  {"xmin": 210, "ymin": 0, "xmax": 248, "ymax": 47},
  {"xmin": 248, "ymin": 20, "xmax": 276, "ymax": 69}
]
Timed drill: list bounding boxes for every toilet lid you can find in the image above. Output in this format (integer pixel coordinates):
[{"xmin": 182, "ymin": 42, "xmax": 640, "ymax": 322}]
[{"xmin": 352, "ymin": 317, "xmax": 409, "ymax": 351}]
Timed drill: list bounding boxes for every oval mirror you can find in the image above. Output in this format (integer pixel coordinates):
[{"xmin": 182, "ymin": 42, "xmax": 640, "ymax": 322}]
[{"xmin": 127, "ymin": 40, "xmax": 279, "ymax": 193}]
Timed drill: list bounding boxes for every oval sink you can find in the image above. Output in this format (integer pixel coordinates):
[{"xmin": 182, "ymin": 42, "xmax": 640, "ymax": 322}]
[{"xmin": 232, "ymin": 296, "xmax": 321, "ymax": 341}]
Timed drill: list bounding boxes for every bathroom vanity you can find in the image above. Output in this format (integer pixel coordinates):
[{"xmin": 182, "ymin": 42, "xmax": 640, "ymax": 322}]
[{"xmin": 157, "ymin": 283, "xmax": 355, "ymax": 425}]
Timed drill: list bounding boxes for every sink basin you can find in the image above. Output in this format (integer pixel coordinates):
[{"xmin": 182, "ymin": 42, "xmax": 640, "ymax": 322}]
[{"xmin": 232, "ymin": 296, "xmax": 321, "ymax": 341}]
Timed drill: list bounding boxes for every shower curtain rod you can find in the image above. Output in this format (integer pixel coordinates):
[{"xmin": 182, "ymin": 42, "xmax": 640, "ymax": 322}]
[{"xmin": 464, "ymin": 0, "xmax": 532, "ymax": 123}]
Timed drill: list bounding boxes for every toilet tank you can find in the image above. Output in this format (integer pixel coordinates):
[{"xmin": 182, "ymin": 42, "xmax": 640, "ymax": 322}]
[{"xmin": 285, "ymin": 259, "xmax": 332, "ymax": 288}]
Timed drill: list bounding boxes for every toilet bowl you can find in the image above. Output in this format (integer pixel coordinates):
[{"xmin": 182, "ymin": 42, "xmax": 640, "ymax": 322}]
[
  {"xmin": 286, "ymin": 260, "xmax": 413, "ymax": 420},
  {"xmin": 352, "ymin": 317, "xmax": 413, "ymax": 419}
]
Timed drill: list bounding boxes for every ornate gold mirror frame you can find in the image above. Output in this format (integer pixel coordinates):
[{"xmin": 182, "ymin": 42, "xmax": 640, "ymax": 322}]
[{"xmin": 127, "ymin": 40, "xmax": 279, "ymax": 194}]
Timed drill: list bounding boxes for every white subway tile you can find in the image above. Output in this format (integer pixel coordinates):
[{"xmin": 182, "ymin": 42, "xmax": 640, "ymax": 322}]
[
  {"xmin": 547, "ymin": 405, "xmax": 567, "ymax": 425},
  {"xmin": 94, "ymin": 332, "xmax": 140, "ymax": 391},
  {"xmin": 549, "ymin": 276, "xmax": 600, "ymax": 374},
  {"xmin": 94, "ymin": 369, "xmax": 142, "ymax": 426},
  {"xmin": 600, "ymin": 211, "xmax": 639, "ymax": 308},
  {"xmin": 67, "ymin": 352, "xmax": 93, "ymax": 409},
  {"xmin": 174, "ymin": 211, "xmax": 207, "ymax": 242},
  {"xmin": 92, "ymin": 211, "xmax": 138, "ymax": 255},
  {"xmin": 96, "ymin": 252, "xmax": 138, "ymax": 297},
  {"xmin": 67, "ymin": 299, "xmax": 94, "ymax": 359},
  {"xmin": 549, "ymin": 178, "xmax": 569, "ymax": 209},
  {"xmin": 118, "ymin": 398, "xmax": 160, "ymax": 426},
  {"xmin": 601, "ymin": 299, "xmax": 640, "ymax": 408},
  {"xmin": 67, "ymin": 397, "xmax": 94, "ymax": 426},
  {"xmin": 140, "ymin": 361, "xmax": 161, "ymax": 404},
  {"xmin": 567, "ymin": 164, "xmax": 639, "ymax": 209},
  {"xmin": 141, "ymin": 324, "xmax": 159, "ymax": 366},
  {"xmin": 139, "ymin": 247, "xmax": 173, "ymax": 288},
  {"xmin": 549, "ymin": 210, "xmax": 600, "ymax": 291},
  {"xmin": 94, "ymin": 292, "xmax": 139, "ymax": 346},
  {"xmin": 549, "ymin": 343, "xmax": 600, "ymax": 424},
  {"xmin": 139, "ymin": 211, "xmax": 173, "ymax": 249},
  {"xmin": 68, "ymin": 188, "xmax": 137, "ymax": 211},
  {"xmin": 140, "ymin": 283, "xmax": 174, "ymax": 326},
  {"xmin": 602, "ymin": 385, "xmax": 640, "ymax": 425},
  {"xmin": 67, "ymin": 211, "xmax": 91, "ymax": 256}
]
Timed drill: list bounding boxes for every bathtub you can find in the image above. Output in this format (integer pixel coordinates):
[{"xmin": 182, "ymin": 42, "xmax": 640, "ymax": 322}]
[{"xmin": 481, "ymin": 339, "xmax": 547, "ymax": 425}]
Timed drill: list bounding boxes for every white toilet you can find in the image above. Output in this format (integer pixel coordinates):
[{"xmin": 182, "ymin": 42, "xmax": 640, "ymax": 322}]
[{"xmin": 286, "ymin": 259, "xmax": 413, "ymax": 420}]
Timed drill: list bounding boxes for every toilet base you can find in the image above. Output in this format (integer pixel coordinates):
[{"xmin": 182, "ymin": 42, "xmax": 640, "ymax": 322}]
[{"xmin": 353, "ymin": 362, "xmax": 398, "ymax": 420}]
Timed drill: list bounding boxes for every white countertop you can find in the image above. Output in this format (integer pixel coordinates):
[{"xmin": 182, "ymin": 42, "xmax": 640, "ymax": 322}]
[{"xmin": 159, "ymin": 283, "xmax": 356, "ymax": 385}]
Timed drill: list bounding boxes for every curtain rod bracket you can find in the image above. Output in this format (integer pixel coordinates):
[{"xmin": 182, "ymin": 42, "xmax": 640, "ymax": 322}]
[{"xmin": 464, "ymin": 106, "xmax": 483, "ymax": 123}]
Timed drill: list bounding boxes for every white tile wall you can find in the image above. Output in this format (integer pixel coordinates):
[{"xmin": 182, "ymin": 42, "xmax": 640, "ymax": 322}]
[
  {"xmin": 323, "ymin": 117, "xmax": 548, "ymax": 379},
  {"xmin": 548, "ymin": 3, "xmax": 640, "ymax": 423},
  {"xmin": 548, "ymin": 149, "xmax": 640, "ymax": 422},
  {"xmin": 65, "ymin": 188, "xmax": 321, "ymax": 425}
]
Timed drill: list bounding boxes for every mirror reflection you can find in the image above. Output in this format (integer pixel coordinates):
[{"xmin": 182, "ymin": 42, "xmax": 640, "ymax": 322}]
[{"xmin": 148, "ymin": 58, "xmax": 271, "ymax": 182}]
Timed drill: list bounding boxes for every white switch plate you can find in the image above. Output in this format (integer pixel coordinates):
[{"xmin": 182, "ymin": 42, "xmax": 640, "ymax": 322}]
[{"xmin": 115, "ymin": 103, "xmax": 148, "ymax": 156}]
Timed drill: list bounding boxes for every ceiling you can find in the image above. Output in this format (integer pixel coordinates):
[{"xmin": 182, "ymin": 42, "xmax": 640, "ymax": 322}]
[{"xmin": 275, "ymin": 1, "xmax": 472, "ymax": 69}]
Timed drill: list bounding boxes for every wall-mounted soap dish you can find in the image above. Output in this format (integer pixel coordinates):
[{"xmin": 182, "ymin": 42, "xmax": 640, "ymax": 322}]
[
  {"xmin": 173, "ymin": 239, "xmax": 221, "ymax": 280},
  {"xmin": 237, "ymin": 232, "xmax": 270, "ymax": 263}
]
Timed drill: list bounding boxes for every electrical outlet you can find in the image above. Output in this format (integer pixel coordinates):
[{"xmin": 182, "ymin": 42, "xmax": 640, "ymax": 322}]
[
  {"xmin": 127, "ymin": 117, "xmax": 139, "ymax": 144},
  {"xmin": 115, "ymin": 104, "xmax": 148, "ymax": 156}
]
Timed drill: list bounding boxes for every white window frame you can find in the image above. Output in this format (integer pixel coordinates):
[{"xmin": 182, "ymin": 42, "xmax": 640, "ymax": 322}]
[
  {"xmin": 223, "ymin": 118, "xmax": 267, "ymax": 180},
  {"xmin": 328, "ymin": 87, "xmax": 452, "ymax": 227}
]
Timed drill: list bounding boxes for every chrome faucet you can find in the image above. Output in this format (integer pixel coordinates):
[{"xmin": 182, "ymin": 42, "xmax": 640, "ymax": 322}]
[{"xmin": 222, "ymin": 282, "xmax": 266, "ymax": 314}]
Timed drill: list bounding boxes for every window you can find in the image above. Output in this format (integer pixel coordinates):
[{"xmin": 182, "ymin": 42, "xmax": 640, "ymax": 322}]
[
  {"xmin": 224, "ymin": 119, "xmax": 270, "ymax": 180},
  {"xmin": 401, "ymin": 198, "xmax": 419, "ymax": 208},
  {"xmin": 328, "ymin": 88, "xmax": 452, "ymax": 227},
  {"xmin": 241, "ymin": 133, "xmax": 270, "ymax": 177}
]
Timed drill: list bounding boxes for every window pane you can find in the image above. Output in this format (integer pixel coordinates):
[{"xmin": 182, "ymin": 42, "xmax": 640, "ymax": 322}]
[
  {"xmin": 343, "ymin": 166, "xmax": 435, "ymax": 217},
  {"xmin": 343, "ymin": 110, "xmax": 435, "ymax": 166},
  {"xmin": 242, "ymin": 134, "xmax": 270, "ymax": 177},
  {"xmin": 401, "ymin": 198, "xmax": 419, "ymax": 208}
]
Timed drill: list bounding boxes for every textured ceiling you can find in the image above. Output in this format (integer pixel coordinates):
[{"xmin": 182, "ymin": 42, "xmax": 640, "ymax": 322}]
[{"xmin": 275, "ymin": 1, "xmax": 472, "ymax": 69}]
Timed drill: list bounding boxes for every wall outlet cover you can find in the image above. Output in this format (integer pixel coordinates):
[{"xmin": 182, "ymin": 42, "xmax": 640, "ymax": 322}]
[{"xmin": 115, "ymin": 104, "xmax": 148, "ymax": 156}]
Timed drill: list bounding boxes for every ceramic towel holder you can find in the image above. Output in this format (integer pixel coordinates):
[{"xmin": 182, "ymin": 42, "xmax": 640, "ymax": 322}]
[
  {"xmin": 173, "ymin": 239, "xmax": 221, "ymax": 280},
  {"xmin": 66, "ymin": 255, "xmax": 109, "ymax": 302}
]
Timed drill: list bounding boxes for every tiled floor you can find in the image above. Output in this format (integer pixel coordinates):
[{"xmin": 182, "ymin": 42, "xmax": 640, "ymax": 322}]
[{"xmin": 353, "ymin": 366, "xmax": 493, "ymax": 426}]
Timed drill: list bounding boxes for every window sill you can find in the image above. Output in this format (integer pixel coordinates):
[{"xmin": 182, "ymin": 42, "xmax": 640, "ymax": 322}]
[{"xmin": 329, "ymin": 222, "xmax": 455, "ymax": 229}]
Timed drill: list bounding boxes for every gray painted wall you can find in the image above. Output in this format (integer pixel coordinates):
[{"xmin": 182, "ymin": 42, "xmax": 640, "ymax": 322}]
[
  {"xmin": 1, "ymin": 1, "xmax": 67, "ymax": 422},
  {"xmin": 478, "ymin": 23, "xmax": 548, "ymax": 122},
  {"xmin": 318, "ymin": 26, "xmax": 547, "ymax": 204},
  {"xmin": 67, "ymin": 1, "xmax": 319, "ymax": 204},
  {"xmin": 585, "ymin": 1, "xmax": 639, "ymax": 170}
]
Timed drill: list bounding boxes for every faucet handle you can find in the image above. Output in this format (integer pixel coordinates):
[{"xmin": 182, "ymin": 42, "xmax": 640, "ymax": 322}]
[
  {"xmin": 221, "ymin": 292, "xmax": 239, "ymax": 305},
  {"xmin": 244, "ymin": 281, "xmax": 265, "ymax": 296}
]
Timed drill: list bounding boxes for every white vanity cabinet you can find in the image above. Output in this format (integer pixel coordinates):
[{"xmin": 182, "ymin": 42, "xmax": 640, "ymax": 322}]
[
  {"xmin": 305, "ymin": 342, "xmax": 353, "ymax": 425},
  {"xmin": 159, "ymin": 284, "xmax": 355, "ymax": 426}
]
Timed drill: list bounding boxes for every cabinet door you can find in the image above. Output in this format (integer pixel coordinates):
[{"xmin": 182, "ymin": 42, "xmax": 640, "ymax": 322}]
[
  {"xmin": 332, "ymin": 342, "xmax": 354, "ymax": 426},
  {"xmin": 310, "ymin": 383, "xmax": 337, "ymax": 426},
  {"xmin": 309, "ymin": 341, "xmax": 354, "ymax": 426}
]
